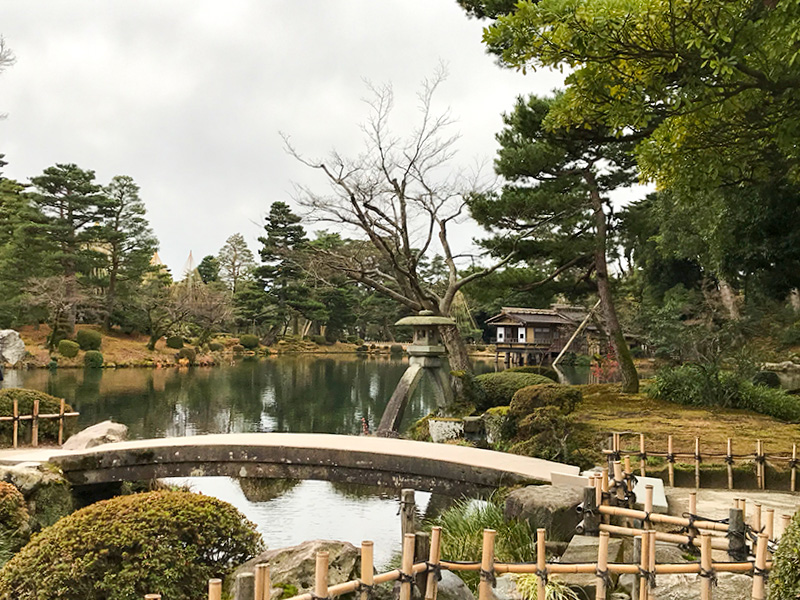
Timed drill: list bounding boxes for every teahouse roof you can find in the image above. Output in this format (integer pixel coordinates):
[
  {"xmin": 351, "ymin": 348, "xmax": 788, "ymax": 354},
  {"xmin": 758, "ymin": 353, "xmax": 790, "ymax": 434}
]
[{"xmin": 485, "ymin": 305, "xmax": 592, "ymax": 327}]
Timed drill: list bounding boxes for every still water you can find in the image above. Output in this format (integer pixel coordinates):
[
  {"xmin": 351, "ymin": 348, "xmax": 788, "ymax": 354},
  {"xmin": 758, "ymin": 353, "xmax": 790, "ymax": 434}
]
[{"xmin": 4, "ymin": 355, "xmax": 524, "ymax": 565}]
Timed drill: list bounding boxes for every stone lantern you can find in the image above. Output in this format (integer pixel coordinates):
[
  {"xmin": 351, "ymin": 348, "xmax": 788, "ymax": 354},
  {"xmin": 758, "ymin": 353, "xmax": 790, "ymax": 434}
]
[{"xmin": 377, "ymin": 310, "xmax": 456, "ymax": 436}]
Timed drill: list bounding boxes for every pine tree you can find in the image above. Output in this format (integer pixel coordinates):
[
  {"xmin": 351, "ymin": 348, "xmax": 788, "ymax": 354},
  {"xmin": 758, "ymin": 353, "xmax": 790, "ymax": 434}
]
[{"xmin": 217, "ymin": 233, "xmax": 255, "ymax": 294}]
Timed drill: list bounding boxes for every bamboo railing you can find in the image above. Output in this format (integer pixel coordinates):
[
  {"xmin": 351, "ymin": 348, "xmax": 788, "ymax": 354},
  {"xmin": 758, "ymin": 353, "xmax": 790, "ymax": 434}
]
[
  {"xmin": 0, "ymin": 397, "xmax": 79, "ymax": 447},
  {"xmin": 605, "ymin": 431, "xmax": 800, "ymax": 490}
]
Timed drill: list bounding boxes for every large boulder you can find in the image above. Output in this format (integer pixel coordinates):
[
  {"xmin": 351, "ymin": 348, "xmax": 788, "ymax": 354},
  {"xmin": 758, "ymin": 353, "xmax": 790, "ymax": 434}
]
[
  {"xmin": 552, "ymin": 535, "xmax": 624, "ymax": 598},
  {"xmin": 233, "ymin": 540, "xmax": 360, "ymax": 599},
  {"xmin": 0, "ymin": 329, "xmax": 26, "ymax": 365},
  {"xmin": 63, "ymin": 420, "xmax": 128, "ymax": 450},
  {"xmin": 648, "ymin": 572, "xmax": 753, "ymax": 600},
  {"xmin": 505, "ymin": 485, "xmax": 583, "ymax": 541},
  {"xmin": 435, "ymin": 570, "xmax": 475, "ymax": 600}
]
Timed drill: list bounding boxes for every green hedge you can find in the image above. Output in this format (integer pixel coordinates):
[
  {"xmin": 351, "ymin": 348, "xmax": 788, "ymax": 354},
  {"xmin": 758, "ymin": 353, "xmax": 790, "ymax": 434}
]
[
  {"xmin": 57, "ymin": 339, "xmax": 79, "ymax": 358},
  {"xmin": 510, "ymin": 383, "xmax": 582, "ymax": 416},
  {"xmin": 473, "ymin": 372, "xmax": 553, "ymax": 410},
  {"xmin": 0, "ymin": 491, "xmax": 264, "ymax": 600},
  {"xmin": 165, "ymin": 336, "xmax": 184, "ymax": 349},
  {"xmin": 75, "ymin": 329, "xmax": 102, "ymax": 351},
  {"xmin": 770, "ymin": 510, "xmax": 800, "ymax": 598},
  {"xmin": 208, "ymin": 342, "xmax": 224, "ymax": 352},
  {"xmin": 506, "ymin": 365, "xmax": 559, "ymax": 382},
  {"xmin": 83, "ymin": 351, "xmax": 103, "ymax": 369},
  {"xmin": 238, "ymin": 334, "xmax": 259, "ymax": 349},
  {"xmin": 178, "ymin": 347, "xmax": 196, "ymax": 363},
  {"xmin": 0, "ymin": 389, "xmax": 75, "ymax": 445}
]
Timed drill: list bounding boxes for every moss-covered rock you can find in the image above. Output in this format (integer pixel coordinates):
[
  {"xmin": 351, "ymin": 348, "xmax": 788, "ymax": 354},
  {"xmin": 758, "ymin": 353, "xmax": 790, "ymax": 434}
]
[
  {"xmin": 474, "ymin": 372, "xmax": 552, "ymax": 410},
  {"xmin": 510, "ymin": 383, "xmax": 582, "ymax": 417}
]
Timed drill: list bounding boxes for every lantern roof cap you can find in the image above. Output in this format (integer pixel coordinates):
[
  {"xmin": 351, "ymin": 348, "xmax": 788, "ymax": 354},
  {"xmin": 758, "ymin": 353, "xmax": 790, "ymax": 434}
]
[{"xmin": 395, "ymin": 312, "xmax": 456, "ymax": 327}]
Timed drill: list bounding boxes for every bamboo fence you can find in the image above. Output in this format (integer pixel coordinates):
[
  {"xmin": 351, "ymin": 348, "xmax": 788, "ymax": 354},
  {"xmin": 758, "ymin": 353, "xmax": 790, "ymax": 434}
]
[
  {"xmin": 0, "ymin": 397, "xmax": 79, "ymax": 447},
  {"xmin": 604, "ymin": 431, "xmax": 800, "ymax": 490}
]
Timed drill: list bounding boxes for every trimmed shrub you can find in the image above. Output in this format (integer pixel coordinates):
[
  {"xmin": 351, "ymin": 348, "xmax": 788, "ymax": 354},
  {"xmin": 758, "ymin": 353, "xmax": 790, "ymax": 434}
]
[
  {"xmin": 311, "ymin": 335, "xmax": 327, "ymax": 345},
  {"xmin": 507, "ymin": 365, "xmax": 559, "ymax": 382},
  {"xmin": 208, "ymin": 342, "xmax": 224, "ymax": 352},
  {"xmin": 75, "ymin": 329, "xmax": 102, "ymax": 351},
  {"xmin": 0, "ymin": 491, "xmax": 263, "ymax": 600},
  {"xmin": 239, "ymin": 334, "xmax": 259, "ymax": 349},
  {"xmin": 475, "ymin": 345, "xmax": 486, "ymax": 352},
  {"xmin": 752, "ymin": 370, "xmax": 781, "ymax": 388},
  {"xmin": 390, "ymin": 344, "xmax": 404, "ymax": 354},
  {"xmin": 0, "ymin": 482, "xmax": 28, "ymax": 535},
  {"xmin": 177, "ymin": 347, "xmax": 196, "ymax": 363},
  {"xmin": 356, "ymin": 344, "xmax": 369, "ymax": 353},
  {"xmin": 232, "ymin": 344, "xmax": 245, "ymax": 355},
  {"xmin": 165, "ymin": 336, "xmax": 184, "ymax": 349},
  {"xmin": 83, "ymin": 351, "xmax": 103, "ymax": 369},
  {"xmin": 57, "ymin": 339, "xmax": 79, "ymax": 358},
  {"xmin": 0, "ymin": 389, "xmax": 75, "ymax": 444},
  {"xmin": 771, "ymin": 510, "xmax": 800, "ymax": 599},
  {"xmin": 510, "ymin": 383, "xmax": 582, "ymax": 416},
  {"xmin": 473, "ymin": 372, "xmax": 553, "ymax": 410}
]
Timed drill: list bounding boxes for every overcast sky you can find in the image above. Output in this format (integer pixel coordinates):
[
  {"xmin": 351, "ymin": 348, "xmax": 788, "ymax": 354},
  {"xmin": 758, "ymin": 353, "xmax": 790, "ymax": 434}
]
[{"xmin": 0, "ymin": 1, "xmax": 645, "ymax": 275}]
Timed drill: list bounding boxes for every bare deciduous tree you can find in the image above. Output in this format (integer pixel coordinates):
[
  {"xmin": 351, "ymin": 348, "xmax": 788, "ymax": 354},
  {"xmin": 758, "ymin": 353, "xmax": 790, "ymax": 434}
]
[{"xmin": 284, "ymin": 70, "xmax": 522, "ymax": 373}]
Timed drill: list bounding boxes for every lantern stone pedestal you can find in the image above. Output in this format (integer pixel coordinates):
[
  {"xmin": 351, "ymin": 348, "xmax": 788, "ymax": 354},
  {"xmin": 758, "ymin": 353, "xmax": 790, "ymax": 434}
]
[{"xmin": 376, "ymin": 312, "xmax": 456, "ymax": 437}]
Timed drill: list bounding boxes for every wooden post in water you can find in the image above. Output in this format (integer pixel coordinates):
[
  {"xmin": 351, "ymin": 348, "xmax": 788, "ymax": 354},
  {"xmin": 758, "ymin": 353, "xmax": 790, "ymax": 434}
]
[
  {"xmin": 400, "ymin": 489, "xmax": 416, "ymax": 542},
  {"xmin": 400, "ymin": 534, "xmax": 415, "ymax": 600},
  {"xmin": 667, "ymin": 435, "xmax": 675, "ymax": 487},
  {"xmin": 700, "ymin": 533, "xmax": 712, "ymax": 600},
  {"xmin": 12, "ymin": 398, "xmax": 18, "ymax": 448},
  {"xmin": 694, "ymin": 437, "xmax": 700, "ymax": 489},
  {"xmin": 536, "ymin": 528, "xmax": 546, "ymax": 600},
  {"xmin": 361, "ymin": 541, "xmax": 374, "ymax": 600},
  {"xmin": 751, "ymin": 534, "xmax": 768, "ymax": 600},
  {"xmin": 315, "ymin": 551, "xmax": 330, "ymax": 600},
  {"xmin": 255, "ymin": 564, "xmax": 270, "ymax": 600},
  {"xmin": 58, "ymin": 398, "xmax": 66, "ymax": 446},
  {"xmin": 595, "ymin": 531, "xmax": 609, "ymax": 600},
  {"xmin": 31, "ymin": 398, "xmax": 39, "ymax": 447},
  {"xmin": 478, "ymin": 529, "xmax": 496, "ymax": 600},
  {"xmin": 727, "ymin": 438, "xmax": 733, "ymax": 490},
  {"xmin": 640, "ymin": 433, "xmax": 646, "ymax": 477},
  {"xmin": 208, "ymin": 578, "xmax": 222, "ymax": 600},
  {"xmin": 425, "ymin": 527, "xmax": 442, "ymax": 600}
]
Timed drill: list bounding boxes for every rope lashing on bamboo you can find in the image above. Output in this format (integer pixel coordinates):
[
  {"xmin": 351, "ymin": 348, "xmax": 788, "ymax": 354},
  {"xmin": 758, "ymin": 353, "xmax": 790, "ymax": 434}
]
[
  {"xmin": 595, "ymin": 568, "xmax": 613, "ymax": 590},
  {"xmin": 424, "ymin": 562, "xmax": 443, "ymax": 581},
  {"xmin": 397, "ymin": 572, "xmax": 417, "ymax": 589},
  {"xmin": 354, "ymin": 582, "xmax": 375, "ymax": 600},
  {"xmin": 638, "ymin": 566, "xmax": 656, "ymax": 588},
  {"xmin": 752, "ymin": 566, "xmax": 770, "ymax": 584},
  {"xmin": 535, "ymin": 568, "xmax": 548, "ymax": 586},
  {"xmin": 310, "ymin": 593, "xmax": 328, "ymax": 600},
  {"xmin": 699, "ymin": 566, "xmax": 718, "ymax": 587},
  {"xmin": 638, "ymin": 451, "xmax": 647, "ymax": 462},
  {"xmin": 694, "ymin": 452, "xmax": 702, "ymax": 463},
  {"xmin": 790, "ymin": 458, "xmax": 800, "ymax": 469},
  {"xmin": 725, "ymin": 454, "xmax": 735, "ymax": 465},
  {"xmin": 396, "ymin": 500, "xmax": 413, "ymax": 516},
  {"xmin": 666, "ymin": 453, "xmax": 675, "ymax": 463},
  {"xmin": 479, "ymin": 569, "xmax": 497, "ymax": 588}
]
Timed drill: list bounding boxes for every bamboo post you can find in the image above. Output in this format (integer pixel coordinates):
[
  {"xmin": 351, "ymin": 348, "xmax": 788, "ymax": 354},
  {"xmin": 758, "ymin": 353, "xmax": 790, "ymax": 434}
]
[
  {"xmin": 647, "ymin": 530, "xmax": 656, "ymax": 596},
  {"xmin": 727, "ymin": 438, "xmax": 733, "ymax": 490},
  {"xmin": 613, "ymin": 461, "xmax": 625, "ymax": 502},
  {"xmin": 728, "ymin": 507, "xmax": 746, "ymax": 561},
  {"xmin": 58, "ymin": 397, "xmax": 65, "ymax": 446},
  {"xmin": 694, "ymin": 437, "xmax": 700, "ymax": 489},
  {"xmin": 235, "ymin": 573, "xmax": 254, "ymax": 600},
  {"xmin": 400, "ymin": 534, "xmax": 415, "ymax": 600},
  {"xmin": 624, "ymin": 456, "xmax": 633, "ymax": 487},
  {"xmin": 12, "ymin": 397, "xmax": 18, "ymax": 448},
  {"xmin": 792, "ymin": 444, "xmax": 797, "ymax": 492},
  {"xmin": 31, "ymin": 397, "xmax": 39, "ymax": 447},
  {"xmin": 316, "ymin": 551, "xmax": 330, "ymax": 600},
  {"xmin": 668, "ymin": 435, "xmax": 675, "ymax": 487},
  {"xmin": 640, "ymin": 433, "xmax": 646, "ymax": 477},
  {"xmin": 144, "ymin": 595, "xmax": 161, "ymax": 599},
  {"xmin": 536, "ymin": 528, "xmax": 546, "ymax": 600},
  {"xmin": 755, "ymin": 440, "xmax": 763, "ymax": 490},
  {"xmin": 361, "ymin": 541, "xmax": 374, "ymax": 600},
  {"xmin": 594, "ymin": 474, "xmax": 602, "ymax": 508},
  {"xmin": 643, "ymin": 485, "xmax": 654, "ymax": 530},
  {"xmin": 478, "ymin": 529, "xmax": 496, "ymax": 600},
  {"xmin": 751, "ymin": 533, "xmax": 768, "ymax": 600},
  {"xmin": 400, "ymin": 489, "xmax": 416, "ymax": 542},
  {"xmin": 425, "ymin": 528, "xmax": 441, "ymax": 600},
  {"xmin": 781, "ymin": 514, "xmax": 792, "ymax": 537},
  {"xmin": 638, "ymin": 533, "xmax": 650, "ymax": 600},
  {"xmin": 765, "ymin": 509, "xmax": 774, "ymax": 540},
  {"xmin": 601, "ymin": 466, "xmax": 609, "ymax": 496},
  {"xmin": 255, "ymin": 563, "xmax": 270, "ymax": 600},
  {"xmin": 700, "ymin": 533, "xmax": 712, "ymax": 600},
  {"xmin": 632, "ymin": 536, "xmax": 641, "ymax": 600},
  {"xmin": 208, "ymin": 578, "xmax": 222, "ymax": 600},
  {"xmin": 753, "ymin": 503, "xmax": 762, "ymax": 533},
  {"xmin": 689, "ymin": 491, "xmax": 697, "ymax": 517},
  {"xmin": 741, "ymin": 499, "xmax": 747, "ymax": 523},
  {"xmin": 595, "ymin": 531, "xmax": 609, "ymax": 600}
]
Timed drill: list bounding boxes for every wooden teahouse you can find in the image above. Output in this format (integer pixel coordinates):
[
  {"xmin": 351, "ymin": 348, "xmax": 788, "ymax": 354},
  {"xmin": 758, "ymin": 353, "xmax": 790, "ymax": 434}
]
[{"xmin": 485, "ymin": 304, "xmax": 600, "ymax": 365}]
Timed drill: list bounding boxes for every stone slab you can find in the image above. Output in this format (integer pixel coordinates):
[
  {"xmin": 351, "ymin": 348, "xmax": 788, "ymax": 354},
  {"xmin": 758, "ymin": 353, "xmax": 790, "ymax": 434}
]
[
  {"xmin": 632, "ymin": 475, "xmax": 669, "ymax": 514},
  {"xmin": 551, "ymin": 471, "xmax": 590, "ymax": 489},
  {"xmin": 553, "ymin": 535, "xmax": 624, "ymax": 596}
]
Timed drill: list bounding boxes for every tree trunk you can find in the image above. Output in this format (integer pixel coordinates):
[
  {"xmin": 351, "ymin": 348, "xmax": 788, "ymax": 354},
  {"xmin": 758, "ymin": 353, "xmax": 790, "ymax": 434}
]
[
  {"xmin": 104, "ymin": 262, "xmax": 119, "ymax": 331},
  {"xmin": 790, "ymin": 289, "xmax": 800, "ymax": 313},
  {"xmin": 439, "ymin": 324, "xmax": 471, "ymax": 402},
  {"xmin": 718, "ymin": 278, "xmax": 740, "ymax": 320},
  {"xmin": 585, "ymin": 170, "xmax": 639, "ymax": 394}
]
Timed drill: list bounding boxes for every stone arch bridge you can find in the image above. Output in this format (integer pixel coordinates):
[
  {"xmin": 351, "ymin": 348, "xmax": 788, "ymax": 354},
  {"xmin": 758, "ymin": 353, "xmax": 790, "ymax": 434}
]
[{"xmin": 42, "ymin": 433, "xmax": 579, "ymax": 496}]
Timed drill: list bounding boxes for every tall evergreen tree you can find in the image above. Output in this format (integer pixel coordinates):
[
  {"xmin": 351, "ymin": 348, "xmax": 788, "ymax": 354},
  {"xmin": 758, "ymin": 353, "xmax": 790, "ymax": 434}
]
[
  {"xmin": 217, "ymin": 233, "xmax": 255, "ymax": 294},
  {"xmin": 197, "ymin": 255, "xmax": 220, "ymax": 284}
]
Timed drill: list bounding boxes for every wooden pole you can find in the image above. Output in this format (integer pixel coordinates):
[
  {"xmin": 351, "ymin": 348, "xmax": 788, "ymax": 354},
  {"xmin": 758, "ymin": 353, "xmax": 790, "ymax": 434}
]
[
  {"xmin": 361, "ymin": 541, "xmax": 374, "ymax": 600},
  {"xmin": 415, "ymin": 532, "xmax": 431, "ymax": 598},
  {"xmin": 580, "ymin": 486, "xmax": 600, "ymax": 536},
  {"xmin": 400, "ymin": 489, "xmax": 416, "ymax": 542},
  {"xmin": 765, "ymin": 509, "xmax": 774, "ymax": 540},
  {"xmin": 632, "ymin": 536, "xmax": 641, "ymax": 600},
  {"xmin": 601, "ymin": 466, "xmax": 609, "ymax": 495},
  {"xmin": 781, "ymin": 514, "xmax": 792, "ymax": 537},
  {"xmin": 728, "ymin": 508, "xmax": 746, "ymax": 561},
  {"xmin": 208, "ymin": 578, "xmax": 222, "ymax": 600},
  {"xmin": 668, "ymin": 435, "xmax": 674, "ymax": 487},
  {"xmin": 755, "ymin": 440, "xmax": 763, "ymax": 490},
  {"xmin": 316, "ymin": 552, "xmax": 330, "ymax": 600},
  {"xmin": 255, "ymin": 563, "xmax": 270, "ymax": 600},
  {"xmin": 400, "ymin": 534, "xmax": 415, "ymax": 600},
  {"xmin": 425, "ymin": 528, "xmax": 441, "ymax": 600},
  {"xmin": 58, "ymin": 397, "xmax": 65, "ymax": 446},
  {"xmin": 700, "ymin": 533, "xmax": 712, "ymax": 600},
  {"xmin": 638, "ymin": 533, "xmax": 650, "ymax": 600},
  {"xmin": 792, "ymin": 444, "xmax": 797, "ymax": 493},
  {"xmin": 536, "ymin": 528, "xmax": 546, "ymax": 600},
  {"xmin": 624, "ymin": 456, "xmax": 633, "ymax": 490},
  {"xmin": 753, "ymin": 503, "xmax": 762, "ymax": 533},
  {"xmin": 694, "ymin": 437, "xmax": 700, "ymax": 489},
  {"xmin": 647, "ymin": 530, "xmax": 656, "ymax": 597},
  {"xmin": 478, "ymin": 529, "xmax": 496, "ymax": 600},
  {"xmin": 613, "ymin": 461, "xmax": 625, "ymax": 502},
  {"xmin": 689, "ymin": 491, "xmax": 697, "ymax": 517},
  {"xmin": 144, "ymin": 595, "xmax": 161, "ymax": 599},
  {"xmin": 644, "ymin": 485, "xmax": 653, "ymax": 530},
  {"xmin": 12, "ymin": 397, "xmax": 18, "ymax": 448},
  {"xmin": 595, "ymin": 531, "xmax": 609, "ymax": 600},
  {"xmin": 31, "ymin": 397, "xmax": 39, "ymax": 447},
  {"xmin": 727, "ymin": 438, "xmax": 733, "ymax": 490},
  {"xmin": 752, "ymin": 533, "xmax": 768, "ymax": 600},
  {"xmin": 640, "ymin": 433, "xmax": 646, "ymax": 477},
  {"xmin": 594, "ymin": 474, "xmax": 602, "ymax": 508}
]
